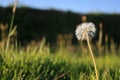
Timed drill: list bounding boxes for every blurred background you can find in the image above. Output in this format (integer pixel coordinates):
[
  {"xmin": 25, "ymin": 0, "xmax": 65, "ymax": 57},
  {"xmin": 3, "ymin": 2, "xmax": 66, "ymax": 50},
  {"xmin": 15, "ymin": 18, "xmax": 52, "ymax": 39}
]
[{"xmin": 0, "ymin": 0, "xmax": 120, "ymax": 48}]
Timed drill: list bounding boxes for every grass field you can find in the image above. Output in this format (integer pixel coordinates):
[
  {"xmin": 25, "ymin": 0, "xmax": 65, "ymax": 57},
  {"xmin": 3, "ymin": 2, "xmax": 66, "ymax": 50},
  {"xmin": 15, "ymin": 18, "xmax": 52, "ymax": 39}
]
[{"xmin": 0, "ymin": 43, "xmax": 120, "ymax": 80}]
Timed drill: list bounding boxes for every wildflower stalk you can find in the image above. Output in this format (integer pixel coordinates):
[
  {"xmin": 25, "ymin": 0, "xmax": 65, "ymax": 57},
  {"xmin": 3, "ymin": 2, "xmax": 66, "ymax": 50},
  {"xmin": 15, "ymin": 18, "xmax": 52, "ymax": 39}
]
[
  {"xmin": 6, "ymin": 13, "xmax": 15, "ymax": 52},
  {"xmin": 86, "ymin": 36, "xmax": 98, "ymax": 80},
  {"xmin": 5, "ymin": 0, "xmax": 17, "ymax": 52},
  {"xmin": 98, "ymin": 22, "xmax": 103, "ymax": 54},
  {"xmin": 75, "ymin": 22, "xmax": 98, "ymax": 80}
]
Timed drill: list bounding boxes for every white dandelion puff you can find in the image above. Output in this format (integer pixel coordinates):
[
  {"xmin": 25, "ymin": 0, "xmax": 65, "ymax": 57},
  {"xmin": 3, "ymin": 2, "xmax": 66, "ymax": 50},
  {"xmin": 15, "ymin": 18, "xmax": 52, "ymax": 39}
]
[
  {"xmin": 75, "ymin": 22, "xmax": 99, "ymax": 80},
  {"xmin": 75, "ymin": 22, "xmax": 96, "ymax": 41}
]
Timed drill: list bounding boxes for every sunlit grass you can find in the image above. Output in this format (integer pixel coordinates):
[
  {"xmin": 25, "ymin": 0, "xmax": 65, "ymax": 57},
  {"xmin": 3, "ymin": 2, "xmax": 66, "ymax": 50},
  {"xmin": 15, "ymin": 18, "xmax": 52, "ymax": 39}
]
[{"xmin": 0, "ymin": 45, "xmax": 120, "ymax": 80}]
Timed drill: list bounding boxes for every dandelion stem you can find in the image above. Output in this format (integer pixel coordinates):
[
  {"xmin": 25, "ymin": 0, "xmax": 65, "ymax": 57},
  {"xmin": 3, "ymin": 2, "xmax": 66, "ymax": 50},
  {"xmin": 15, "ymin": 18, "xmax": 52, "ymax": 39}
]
[{"xmin": 86, "ymin": 37, "xmax": 99, "ymax": 80}]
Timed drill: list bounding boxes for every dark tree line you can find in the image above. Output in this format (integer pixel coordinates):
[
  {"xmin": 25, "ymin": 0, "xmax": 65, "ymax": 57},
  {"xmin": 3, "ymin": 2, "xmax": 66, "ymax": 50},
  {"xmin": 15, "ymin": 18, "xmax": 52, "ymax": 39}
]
[{"xmin": 0, "ymin": 7, "xmax": 120, "ymax": 46}]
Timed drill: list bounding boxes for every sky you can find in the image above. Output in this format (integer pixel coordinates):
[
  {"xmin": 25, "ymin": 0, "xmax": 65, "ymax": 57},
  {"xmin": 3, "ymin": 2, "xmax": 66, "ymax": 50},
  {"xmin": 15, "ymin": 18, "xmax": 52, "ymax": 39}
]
[{"xmin": 0, "ymin": 0, "xmax": 120, "ymax": 13}]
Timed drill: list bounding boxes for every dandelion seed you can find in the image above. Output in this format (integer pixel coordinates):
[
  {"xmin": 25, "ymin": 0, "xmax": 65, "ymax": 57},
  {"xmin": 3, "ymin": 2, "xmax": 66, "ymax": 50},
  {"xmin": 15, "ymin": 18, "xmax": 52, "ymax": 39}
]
[{"xmin": 75, "ymin": 22, "xmax": 96, "ymax": 41}]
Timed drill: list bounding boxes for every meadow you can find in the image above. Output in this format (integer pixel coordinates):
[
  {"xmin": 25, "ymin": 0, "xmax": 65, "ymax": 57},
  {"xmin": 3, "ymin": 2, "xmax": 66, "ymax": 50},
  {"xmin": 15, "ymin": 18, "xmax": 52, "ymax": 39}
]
[{"xmin": 0, "ymin": 37, "xmax": 120, "ymax": 80}]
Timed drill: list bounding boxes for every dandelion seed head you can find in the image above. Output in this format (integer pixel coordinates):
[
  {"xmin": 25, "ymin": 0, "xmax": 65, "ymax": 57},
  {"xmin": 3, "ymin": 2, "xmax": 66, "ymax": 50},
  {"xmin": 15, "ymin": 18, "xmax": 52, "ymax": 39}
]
[{"xmin": 75, "ymin": 22, "xmax": 96, "ymax": 41}]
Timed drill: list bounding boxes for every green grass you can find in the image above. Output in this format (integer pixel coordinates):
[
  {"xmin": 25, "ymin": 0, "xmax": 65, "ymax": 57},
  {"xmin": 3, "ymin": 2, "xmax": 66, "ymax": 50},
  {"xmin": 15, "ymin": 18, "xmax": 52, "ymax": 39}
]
[{"xmin": 0, "ymin": 46, "xmax": 120, "ymax": 80}]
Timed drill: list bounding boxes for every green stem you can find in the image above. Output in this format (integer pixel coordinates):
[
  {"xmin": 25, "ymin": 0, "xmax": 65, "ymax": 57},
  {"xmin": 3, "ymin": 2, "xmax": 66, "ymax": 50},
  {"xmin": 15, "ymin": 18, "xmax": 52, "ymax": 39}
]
[
  {"xmin": 9, "ymin": 13, "xmax": 15, "ymax": 33},
  {"xmin": 87, "ymin": 37, "xmax": 99, "ymax": 80},
  {"xmin": 5, "ymin": 12, "xmax": 15, "ymax": 52}
]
